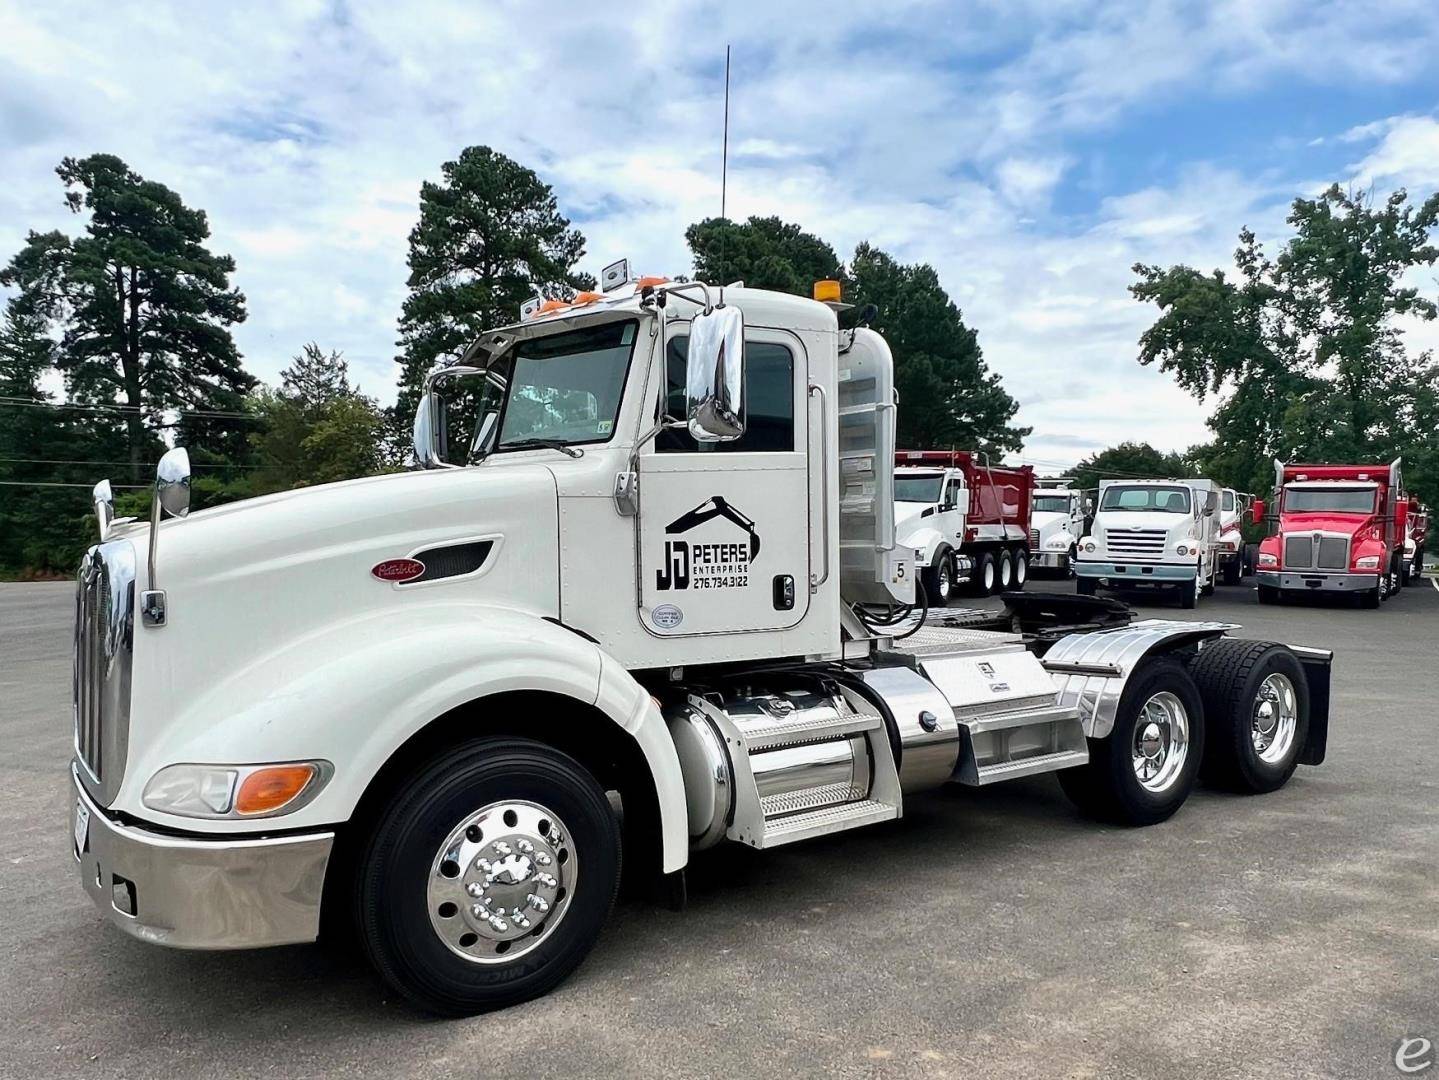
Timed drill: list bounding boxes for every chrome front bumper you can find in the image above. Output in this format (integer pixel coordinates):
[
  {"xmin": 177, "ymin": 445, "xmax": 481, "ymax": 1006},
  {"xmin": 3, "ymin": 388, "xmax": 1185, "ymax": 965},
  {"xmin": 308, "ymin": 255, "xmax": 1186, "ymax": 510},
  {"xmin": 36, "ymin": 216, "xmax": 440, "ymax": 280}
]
[
  {"xmin": 1030, "ymin": 551, "xmax": 1070, "ymax": 569},
  {"xmin": 71, "ymin": 765, "xmax": 333, "ymax": 950},
  {"xmin": 1254, "ymin": 570, "xmax": 1379, "ymax": 593}
]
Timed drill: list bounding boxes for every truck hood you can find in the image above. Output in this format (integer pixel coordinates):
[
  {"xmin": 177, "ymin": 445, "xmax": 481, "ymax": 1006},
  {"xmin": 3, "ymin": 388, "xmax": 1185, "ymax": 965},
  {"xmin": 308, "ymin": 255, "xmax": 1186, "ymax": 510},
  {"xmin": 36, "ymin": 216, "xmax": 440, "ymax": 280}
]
[
  {"xmin": 895, "ymin": 501, "xmax": 936, "ymax": 526},
  {"xmin": 1096, "ymin": 510, "xmax": 1193, "ymax": 536}
]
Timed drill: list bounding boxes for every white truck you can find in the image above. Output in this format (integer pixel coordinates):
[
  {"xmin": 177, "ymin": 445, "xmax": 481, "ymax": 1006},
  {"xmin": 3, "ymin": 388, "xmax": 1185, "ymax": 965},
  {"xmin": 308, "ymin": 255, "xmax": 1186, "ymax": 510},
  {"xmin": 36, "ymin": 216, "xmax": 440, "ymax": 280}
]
[
  {"xmin": 1075, "ymin": 478, "xmax": 1222, "ymax": 608},
  {"xmin": 894, "ymin": 450, "xmax": 1034, "ymax": 603},
  {"xmin": 1215, "ymin": 488, "xmax": 1254, "ymax": 586},
  {"xmin": 1028, "ymin": 479, "xmax": 1088, "ymax": 576},
  {"xmin": 70, "ymin": 271, "xmax": 1333, "ymax": 1016}
]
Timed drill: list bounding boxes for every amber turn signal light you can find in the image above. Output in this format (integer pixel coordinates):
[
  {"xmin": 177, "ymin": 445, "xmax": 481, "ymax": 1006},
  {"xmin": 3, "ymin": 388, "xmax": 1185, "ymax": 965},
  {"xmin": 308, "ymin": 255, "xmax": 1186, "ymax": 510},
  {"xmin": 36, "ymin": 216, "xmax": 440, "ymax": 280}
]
[{"xmin": 235, "ymin": 764, "xmax": 318, "ymax": 815}]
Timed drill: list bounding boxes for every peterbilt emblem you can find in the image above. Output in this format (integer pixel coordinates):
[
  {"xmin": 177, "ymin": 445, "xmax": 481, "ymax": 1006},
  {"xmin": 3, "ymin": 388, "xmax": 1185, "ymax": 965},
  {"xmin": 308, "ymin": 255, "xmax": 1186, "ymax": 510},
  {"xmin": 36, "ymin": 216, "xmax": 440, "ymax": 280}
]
[{"xmin": 371, "ymin": 558, "xmax": 426, "ymax": 583}]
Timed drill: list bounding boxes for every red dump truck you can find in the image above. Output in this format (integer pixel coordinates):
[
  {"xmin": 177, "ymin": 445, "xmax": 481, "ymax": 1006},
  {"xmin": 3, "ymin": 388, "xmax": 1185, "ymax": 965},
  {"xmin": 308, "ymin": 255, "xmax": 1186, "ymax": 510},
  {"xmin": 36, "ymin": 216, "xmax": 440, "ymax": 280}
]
[
  {"xmin": 1253, "ymin": 458, "xmax": 1412, "ymax": 607},
  {"xmin": 894, "ymin": 450, "xmax": 1034, "ymax": 600}
]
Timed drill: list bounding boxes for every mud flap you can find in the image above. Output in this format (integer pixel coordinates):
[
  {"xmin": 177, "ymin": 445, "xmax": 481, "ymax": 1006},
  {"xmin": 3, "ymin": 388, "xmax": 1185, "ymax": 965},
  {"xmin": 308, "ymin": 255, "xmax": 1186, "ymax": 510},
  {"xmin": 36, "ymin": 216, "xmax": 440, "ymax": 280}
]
[{"xmin": 1292, "ymin": 646, "xmax": 1333, "ymax": 766}]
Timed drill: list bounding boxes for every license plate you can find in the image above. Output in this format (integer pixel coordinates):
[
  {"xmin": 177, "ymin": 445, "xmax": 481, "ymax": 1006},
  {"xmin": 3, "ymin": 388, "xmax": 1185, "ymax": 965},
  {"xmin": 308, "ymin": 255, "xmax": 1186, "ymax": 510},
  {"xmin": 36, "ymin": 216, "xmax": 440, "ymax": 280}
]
[{"xmin": 73, "ymin": 800, "xmax": 90, "ymax": 855}]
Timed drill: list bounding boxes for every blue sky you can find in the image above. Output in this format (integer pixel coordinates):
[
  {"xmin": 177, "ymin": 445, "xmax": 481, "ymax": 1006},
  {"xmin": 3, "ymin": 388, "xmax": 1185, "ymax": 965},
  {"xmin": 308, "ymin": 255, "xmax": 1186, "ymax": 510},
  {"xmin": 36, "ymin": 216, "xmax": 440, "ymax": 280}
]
[{"xmin": 3, "ymin": 0, "xmax": 1438, "ymax": 468}]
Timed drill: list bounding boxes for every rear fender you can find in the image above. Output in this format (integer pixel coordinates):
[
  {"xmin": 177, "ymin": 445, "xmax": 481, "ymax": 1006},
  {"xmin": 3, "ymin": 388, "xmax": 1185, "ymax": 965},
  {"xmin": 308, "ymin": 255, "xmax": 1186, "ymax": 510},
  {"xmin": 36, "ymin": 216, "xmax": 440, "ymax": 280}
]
[{"xmin": 1042, "ymin": 619, "xmax": 1239, "ymax": 738}]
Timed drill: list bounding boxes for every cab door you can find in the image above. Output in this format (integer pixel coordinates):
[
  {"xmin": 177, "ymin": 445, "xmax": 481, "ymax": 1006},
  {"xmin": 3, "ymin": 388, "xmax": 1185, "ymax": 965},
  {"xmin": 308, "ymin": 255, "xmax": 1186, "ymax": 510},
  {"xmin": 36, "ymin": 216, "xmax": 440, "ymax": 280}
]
[{"xmin": 637, "ymin": 327, "xmax": 810, "ymax": 637}]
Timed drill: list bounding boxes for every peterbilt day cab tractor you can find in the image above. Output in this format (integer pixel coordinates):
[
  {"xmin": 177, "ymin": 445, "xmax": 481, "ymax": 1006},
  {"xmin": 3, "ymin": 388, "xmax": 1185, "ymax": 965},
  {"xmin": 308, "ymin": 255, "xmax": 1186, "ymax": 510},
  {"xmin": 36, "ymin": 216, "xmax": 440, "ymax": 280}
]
[
  {"xmin": 1075, "ymin": 478, "xmax": 1223, "ymax": 608},
  {"xmin": 70, "ymin": 269, "xmax": 1334, "ymax": 1016},
  {"xmin": 894, "ymin": 450, "xmax": 1034, "ymax": 603},
  {"xmin": 1028, "ymin": 478, "xmax": 1089, "ymax": 576},
  {"xmin": 1253, "ymin": 459, "xmax": 1412, "ymax": 607}
]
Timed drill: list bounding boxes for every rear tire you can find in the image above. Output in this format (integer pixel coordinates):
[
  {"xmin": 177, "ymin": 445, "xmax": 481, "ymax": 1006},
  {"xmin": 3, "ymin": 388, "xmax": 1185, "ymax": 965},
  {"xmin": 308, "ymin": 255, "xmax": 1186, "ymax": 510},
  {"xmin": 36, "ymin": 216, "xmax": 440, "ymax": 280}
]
[
  {"xmin": 1189, "ymin": 640, "xmax": 1309, "ymax": 794},
  {"xmin": 1221, "ymin": 558, "xmax": 1241, "ymax": 586},
  {"xmin": 972, "ymin": 551, "xmax": 997, "ymax": 596},
  {"xmin": 1058, "ymin": 657, "xmax": 1204, "ymax": 826},
  {"xmin": 1011, "ymin": 548, "xmax": 1028, "ymax": 590},
  {"xmin": 995, "ymin": 550, "xmax": 1014, "ymax": 593},
  {"xmin": 355, "ymin": 737, "xmax": 621, "ymax": 1016}
]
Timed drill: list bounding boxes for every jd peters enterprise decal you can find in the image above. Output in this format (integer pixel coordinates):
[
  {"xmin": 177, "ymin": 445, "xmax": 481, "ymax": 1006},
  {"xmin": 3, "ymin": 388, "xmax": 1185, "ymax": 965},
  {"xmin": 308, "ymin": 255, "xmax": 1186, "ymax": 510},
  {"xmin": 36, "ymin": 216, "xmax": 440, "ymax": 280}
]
[{"xmin": 655, "ymin": 496, "xmax": 762, "ymax": 591}]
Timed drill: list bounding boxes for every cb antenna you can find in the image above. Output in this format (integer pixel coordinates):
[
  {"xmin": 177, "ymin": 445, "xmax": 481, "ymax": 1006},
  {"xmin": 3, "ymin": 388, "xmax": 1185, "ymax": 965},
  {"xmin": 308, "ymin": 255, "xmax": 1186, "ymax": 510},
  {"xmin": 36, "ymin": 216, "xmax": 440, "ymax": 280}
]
[{"xmin": 719, "ymin": 44, "xmax": 731, "ymax": 305}]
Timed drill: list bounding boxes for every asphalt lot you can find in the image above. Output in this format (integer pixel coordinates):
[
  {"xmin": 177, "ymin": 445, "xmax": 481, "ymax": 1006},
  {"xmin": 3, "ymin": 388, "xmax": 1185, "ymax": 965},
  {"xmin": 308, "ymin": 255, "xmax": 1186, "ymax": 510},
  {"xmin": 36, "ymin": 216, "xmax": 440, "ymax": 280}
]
[{"xmin": 2, "ymin": 575, "xmax": 1437, "ymax": 1079}]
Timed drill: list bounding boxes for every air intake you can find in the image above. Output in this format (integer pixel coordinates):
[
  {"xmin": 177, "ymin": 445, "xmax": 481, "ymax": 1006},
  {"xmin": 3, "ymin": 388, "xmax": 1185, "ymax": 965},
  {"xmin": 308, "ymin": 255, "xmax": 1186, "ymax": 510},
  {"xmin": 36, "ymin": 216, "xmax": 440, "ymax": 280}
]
[{"xmin": 403, "ymin": 540, "xmax": 495, "ymax": 584}]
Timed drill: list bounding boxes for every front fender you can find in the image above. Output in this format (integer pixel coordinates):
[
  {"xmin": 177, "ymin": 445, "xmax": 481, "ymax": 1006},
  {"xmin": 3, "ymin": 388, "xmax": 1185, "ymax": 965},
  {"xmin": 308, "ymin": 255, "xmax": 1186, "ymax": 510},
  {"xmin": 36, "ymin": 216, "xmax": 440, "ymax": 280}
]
[{"xmin": 116, "ymin": 605, "xmax": 690, "ymax": 871}]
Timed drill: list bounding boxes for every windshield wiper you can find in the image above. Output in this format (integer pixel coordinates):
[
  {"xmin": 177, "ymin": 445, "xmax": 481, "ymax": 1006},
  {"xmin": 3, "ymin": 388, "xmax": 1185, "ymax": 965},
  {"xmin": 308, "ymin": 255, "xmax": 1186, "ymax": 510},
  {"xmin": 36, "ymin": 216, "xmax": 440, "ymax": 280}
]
[{"xmin": 499, "ymin": 438, "xmax": 584, "ymax": 458}]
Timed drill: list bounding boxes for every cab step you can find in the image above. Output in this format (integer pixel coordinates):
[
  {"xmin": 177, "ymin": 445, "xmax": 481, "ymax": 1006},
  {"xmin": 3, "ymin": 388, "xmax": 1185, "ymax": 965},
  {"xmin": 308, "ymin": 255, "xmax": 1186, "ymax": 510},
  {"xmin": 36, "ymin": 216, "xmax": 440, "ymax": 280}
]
[
  {"xmin": 962, "ymin": 748, "xmax": 1089, "ymax": 786},
  {"xmin": 756, "ymin": 799, "xmax": 898, "ymax": 848},
  {"xmin": 738, "ymin": 710, "xmax": 882, "ymax": 751}
]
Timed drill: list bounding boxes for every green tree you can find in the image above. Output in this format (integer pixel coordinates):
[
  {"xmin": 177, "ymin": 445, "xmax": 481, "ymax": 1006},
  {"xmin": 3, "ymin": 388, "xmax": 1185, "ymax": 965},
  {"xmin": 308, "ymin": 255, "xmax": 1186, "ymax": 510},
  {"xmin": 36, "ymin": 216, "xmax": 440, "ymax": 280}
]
[
  {"xmin": 0, "ymin": 154, "xmax": 252, "ymax": 483},
  {"xmin": 849, "ymin": 243, "xmax": 1028, "ymax": 455},
  {"xmin": 1070, "ymin": 441, "xmax": 1198, "ymax": 491},
  {"xmin": 1132, "ymin": 185, "xmax": 1439, "ymax": 505},
  {"xmin": 394, "ymin": 146, "xmax": 594, "ymax": 432},
  {"xmin": 251, "ymin": 343, "xmax": 384, "ymax": 492},
  {"xmin": 686, "ymin": 215, "xmax": 847, "ymax": 294}
]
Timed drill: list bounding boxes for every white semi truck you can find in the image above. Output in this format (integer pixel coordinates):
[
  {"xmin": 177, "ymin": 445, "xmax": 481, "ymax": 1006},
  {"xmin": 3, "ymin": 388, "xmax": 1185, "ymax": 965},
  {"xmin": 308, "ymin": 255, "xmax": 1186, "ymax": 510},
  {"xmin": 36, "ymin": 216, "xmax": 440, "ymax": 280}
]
[
  {"xmin": 1028, "ymin": 479, "xmax": 1088, "ymax": 576},
  {"xmin": 1074, "ymin": 478, "xmax": 1223, "ymax": 608},
  {"xmin": 70, "ymin": 272, "xmax": 1333, "ymax": 1015},
  {"xmin": 1215, "ymin": 488, "xmax": 1254, "ymax": 586}
]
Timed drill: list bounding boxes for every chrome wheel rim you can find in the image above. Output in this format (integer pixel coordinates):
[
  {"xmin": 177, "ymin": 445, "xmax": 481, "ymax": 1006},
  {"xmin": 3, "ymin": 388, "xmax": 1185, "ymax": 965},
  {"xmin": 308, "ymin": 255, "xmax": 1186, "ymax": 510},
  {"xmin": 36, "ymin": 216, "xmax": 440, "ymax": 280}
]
[
  {"xmin": 982, "ymin": 562, "xmax": 995, "ymax": 591},
  {"xmin": 427, "ymin": 800, "xmax": 575, "ymax": 964},
  {"xmin": 938, "ymin": 562, "xmax": 952, "ymax": 600},
  {"xmin": 1131, "ymin": 691, "xmax": 1190, "ymax": 793},
  {"xmin": 1251, "ymin": 673, "xmax": 1297, "ymax": 763}
]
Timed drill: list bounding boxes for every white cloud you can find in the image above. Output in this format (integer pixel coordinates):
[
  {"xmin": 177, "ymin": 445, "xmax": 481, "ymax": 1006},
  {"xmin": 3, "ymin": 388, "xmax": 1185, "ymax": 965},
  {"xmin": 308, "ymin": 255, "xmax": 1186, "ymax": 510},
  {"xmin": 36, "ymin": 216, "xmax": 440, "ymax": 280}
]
[
  {"xmin": 1345, "ymin": 114, "xmax": 1439, "ymax": 191},
  {"xmin": 1, "ymin": 0, "xmax": 1436, "ymax": 469}
]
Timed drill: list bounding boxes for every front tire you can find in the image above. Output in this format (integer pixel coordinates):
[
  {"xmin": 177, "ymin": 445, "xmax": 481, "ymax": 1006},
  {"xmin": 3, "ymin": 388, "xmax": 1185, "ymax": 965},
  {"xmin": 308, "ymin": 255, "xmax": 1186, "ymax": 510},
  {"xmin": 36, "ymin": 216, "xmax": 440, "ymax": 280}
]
[
  {"xmin": 1075, "ymin": 576, "xmax": 1097, "ymax": 596},
  {"xmin": 1257, "ymin": 584, "xmax": 1279, "ymax": 605},
  {"xmin": 922, "ymin": 550, "xmax": 955, "ymax": 607},
  {"xmin": 1178, "ymin": 576, "xmax": 1199, "ymax": 609},
  {"xmin": 1189, "ymin": 640, "xmax": 1309, "ymax": 793},
  {"xmin": 356, "ymin": 737, "xmax": 621, "ymax": 1016},
  {"xmin": 1058, "ymin": 657, "xmax": 1205, "ymax": 826}
]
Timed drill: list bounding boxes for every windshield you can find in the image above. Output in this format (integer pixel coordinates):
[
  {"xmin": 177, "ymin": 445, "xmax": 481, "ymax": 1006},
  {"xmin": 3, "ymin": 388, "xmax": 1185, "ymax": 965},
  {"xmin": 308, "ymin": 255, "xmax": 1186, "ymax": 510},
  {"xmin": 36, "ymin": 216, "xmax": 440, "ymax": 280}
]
[
  {"xmin": 1284, "ymin": 486, "xmax": 1376, "ymax": 514},
  {"xmin": 1222, "ymin": 490, "xmax": 1235, "ymax": 511},
  {"xmin": 1100, "ymin": 484, "xmax": 1192, "ymax": 513},
  {"xmin": 491, "ymin": 320, "xmax": 637, "ymax": 451},
  {"xmin": 895, "ymin": 475, "xmax": 943, "ymax": 503},
  {"xmin": 1033, "ymin": 494, "xmax": 1070, "ymax": 514}
]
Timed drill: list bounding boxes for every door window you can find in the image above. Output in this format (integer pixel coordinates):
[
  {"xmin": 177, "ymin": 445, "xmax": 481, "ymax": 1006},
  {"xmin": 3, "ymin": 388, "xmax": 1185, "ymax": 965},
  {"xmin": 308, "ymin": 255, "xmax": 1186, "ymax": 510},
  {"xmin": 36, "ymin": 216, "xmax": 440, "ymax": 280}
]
[{"xmin": 657, "ymin": 335, "xmax": 795, "ymax": 453}]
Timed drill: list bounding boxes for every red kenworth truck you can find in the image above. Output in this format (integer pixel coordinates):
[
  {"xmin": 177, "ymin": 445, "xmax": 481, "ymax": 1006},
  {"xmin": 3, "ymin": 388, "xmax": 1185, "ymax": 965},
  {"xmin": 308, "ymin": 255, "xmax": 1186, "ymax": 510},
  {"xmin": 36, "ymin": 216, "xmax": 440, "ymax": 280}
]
[{"xmin": 1252, "ymin": 458, "xmax": 1412, "ymax": 607}]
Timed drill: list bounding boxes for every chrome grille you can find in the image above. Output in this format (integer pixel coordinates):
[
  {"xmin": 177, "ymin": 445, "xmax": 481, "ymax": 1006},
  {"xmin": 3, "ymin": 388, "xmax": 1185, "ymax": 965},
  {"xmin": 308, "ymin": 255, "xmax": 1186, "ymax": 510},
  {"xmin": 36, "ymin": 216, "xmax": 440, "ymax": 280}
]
[
  {"xmin": 1029, "ymin": 528, "xmax": 1040, "ymax": 551},
  {"xmin": 1105, "ymin": 528, "xmax": 1168, "ymax": 557},
  {"xmin": 73, "ymin": 542, "xmax": 135, "ymax": 803},
  {"xmin": 1283, "ymin": 532, "xmax": 1349, "ymax": 571}
]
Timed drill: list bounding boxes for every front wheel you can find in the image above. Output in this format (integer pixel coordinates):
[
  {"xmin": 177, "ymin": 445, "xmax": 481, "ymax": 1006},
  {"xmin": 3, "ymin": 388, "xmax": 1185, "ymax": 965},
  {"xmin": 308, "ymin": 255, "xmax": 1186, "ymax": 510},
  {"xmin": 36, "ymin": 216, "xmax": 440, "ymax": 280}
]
[
  {"xmin": 1058, "ymin": 657, "xmax": 1205, "ymax": 826},
  {"xmin": 356, "ymin": 737, "xmax": 621, "ymax": 1016},
  {"xmin": 922, "ymin": 551, "xmax": 954, "ymax": 607},
  {"xmin": 1178, "ymin": 577, "xmax": 1199, "ymax": 609},
  {"xmin": 1256, "ymin": 584, "xmax": 1279, "ymax": 605},
  {"xmin": 1075, "ymin": 576, "xmax": 1097, "ymax": 596}
]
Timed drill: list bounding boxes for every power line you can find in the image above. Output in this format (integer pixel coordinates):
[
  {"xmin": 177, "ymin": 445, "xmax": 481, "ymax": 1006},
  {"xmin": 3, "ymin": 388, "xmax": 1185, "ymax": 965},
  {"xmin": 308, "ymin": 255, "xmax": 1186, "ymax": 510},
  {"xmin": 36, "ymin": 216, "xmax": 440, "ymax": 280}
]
[
  {"xmin": 0, "ymin": 480, "xmax": 148, "ymax": 489},
  {"xmin": 0, "ymin": 456, "xmax": 263, "ymax": 470},
  {"xmin": 0, "ymin": 397, "xmax": 261, "ymax": 421}
]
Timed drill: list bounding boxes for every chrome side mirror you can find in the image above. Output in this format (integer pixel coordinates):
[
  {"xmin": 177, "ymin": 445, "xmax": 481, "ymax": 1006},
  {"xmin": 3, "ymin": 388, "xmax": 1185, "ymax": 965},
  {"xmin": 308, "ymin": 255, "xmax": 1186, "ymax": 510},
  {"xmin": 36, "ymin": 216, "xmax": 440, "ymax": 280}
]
[
  {"xmin": 155, "ymin": 447, "xmax": 191, "ymax": 518},
  {"xmin": 685, "ymin": 305, "xmax": 745, "ymax": 442},
  {"xmin": 412, "ymin": 392, "xmax": 441, "ymax": 468},
  {"xmin": 92, "ymin": 479, "xmax": 114, "ymax": 541}
]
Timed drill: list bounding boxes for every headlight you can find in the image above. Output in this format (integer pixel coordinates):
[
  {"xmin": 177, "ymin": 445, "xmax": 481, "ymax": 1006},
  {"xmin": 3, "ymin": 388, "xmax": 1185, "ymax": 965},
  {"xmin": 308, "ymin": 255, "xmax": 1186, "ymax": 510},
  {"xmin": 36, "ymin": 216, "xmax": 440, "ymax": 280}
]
[
  {"xmin": 1083, "ymin": 542, "xmax": 1096, "ymax": 553},
  {"xmin": 1176, "ymin": 544, "xmax": 1189, "ymax": 557},
  {"xmin": 1354, "ymin": 555, "xmax": 1380, "ymax": 570},
  {"xmin": 1258, "ymin": 552, "xmax": 1277, "ymax": 567},
  {"xmin": 1046, "ymin": 538, "xmax": 1068, "ymax": 550},
  {"xmin": 143, "ymin": 761, "xmax": 331, "ymax": 819}
]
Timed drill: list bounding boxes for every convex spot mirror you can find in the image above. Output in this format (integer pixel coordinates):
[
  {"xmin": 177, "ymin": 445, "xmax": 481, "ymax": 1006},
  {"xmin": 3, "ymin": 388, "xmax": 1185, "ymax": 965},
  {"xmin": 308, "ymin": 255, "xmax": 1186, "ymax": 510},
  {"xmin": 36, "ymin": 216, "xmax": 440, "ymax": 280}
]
[
  {"xmin": 685, "ymin": 305, "xmax": 745, "ymax": 442},
  {"xmin": 412, "ymin": 392, "xmax": 441, "ymax": 467},
  {"xmin": 155, "ymin": 447, "xmax": 191, "ymax": 518}
]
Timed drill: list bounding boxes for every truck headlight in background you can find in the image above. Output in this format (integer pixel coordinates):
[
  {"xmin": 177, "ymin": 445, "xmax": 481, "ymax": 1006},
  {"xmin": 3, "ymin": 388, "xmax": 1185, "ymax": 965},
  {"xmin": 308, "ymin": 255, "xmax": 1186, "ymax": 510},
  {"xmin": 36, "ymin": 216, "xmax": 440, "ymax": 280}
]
[
  {"xmin": 1176, "ymin": 544, "xmax": 1190, "ymax": 557},
  {"xmin": 1258, "ymin": 552, "xmax": 1278, "ymax": 567},
  {"xmin": 1354, "ymin": 555, "xmax": 1380, "ymax": 570},
  {"xmin": 143, "ymin": 761, "xmax": 331, "ymax": 819},
  {"xmin": 1083, "ymin": 542, "xmax": 1096, "ymax": 553}
]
